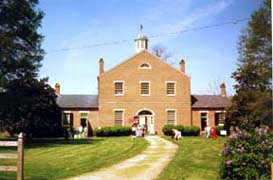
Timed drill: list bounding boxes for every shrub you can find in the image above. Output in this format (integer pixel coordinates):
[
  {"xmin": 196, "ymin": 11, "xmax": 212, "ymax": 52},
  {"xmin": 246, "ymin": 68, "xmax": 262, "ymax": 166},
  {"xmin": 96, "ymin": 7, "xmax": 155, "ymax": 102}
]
[
  {"xmin": 162, "ymin": 124, "xmax": 176, "ymax": 136},
  {"xmin": 220, "ymin": 127, "xmax": 273, "ymax": 180},
  {"xmin": 216, "ymin": 126, "xmax": 225, "ymax": 135},
  {"xmin": 175, "ymin": 125, "xmax": 184, "ymax": 132},
  {"xmin": 94, "ymin": 126, "xmax": 131, "ymax": 137},
  {"xmin": 182, "ymin": 126, "xmax": 200, "ymax": 136}
]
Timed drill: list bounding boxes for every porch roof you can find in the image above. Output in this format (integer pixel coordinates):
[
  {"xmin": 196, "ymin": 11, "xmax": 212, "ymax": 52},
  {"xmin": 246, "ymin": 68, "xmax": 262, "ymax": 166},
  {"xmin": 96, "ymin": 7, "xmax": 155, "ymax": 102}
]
[
  {"xmin": 57, "ymin": 95, "xmax": 98, "ymax": 108},
  {"xmin": 191, "ymin": 95, "xmax": 231, "ymax": 109}
]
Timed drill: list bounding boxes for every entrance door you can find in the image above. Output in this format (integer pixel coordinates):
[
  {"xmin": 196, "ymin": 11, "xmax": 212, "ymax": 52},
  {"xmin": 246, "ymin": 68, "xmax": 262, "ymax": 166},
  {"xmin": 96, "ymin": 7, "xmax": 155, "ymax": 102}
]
[
  {"xmin": 147, "ymin": 116, "xmax": 155, "ymax": 134},
  {"xmin": 139, "ymin": 115, "xmax": 154, "ymax": 134},
  {"xmin": 137, "ymin": 110, "xmax": 155, "ymax": 135},
  {"xmin": 200, "ymin": 112, "xmax": 208, "ymax": 131}
]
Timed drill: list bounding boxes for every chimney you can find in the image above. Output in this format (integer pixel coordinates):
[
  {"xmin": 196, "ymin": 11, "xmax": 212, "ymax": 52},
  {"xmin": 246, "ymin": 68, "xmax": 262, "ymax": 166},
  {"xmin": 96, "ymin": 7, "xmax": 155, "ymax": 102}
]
[
  {"xmin": 55, "ymin": 83, "xmax": 60, "ymax": 96},
  {"xmin": 99, "ymin": 58, "xmax": 104, "ymax": 75},
  {"xmin": 179, "ymin": 59, "xmax": 185, "ymax": 73},
  {"xmin": 220, "ymin": 83, "xmax": 227, "ymax": 97}
]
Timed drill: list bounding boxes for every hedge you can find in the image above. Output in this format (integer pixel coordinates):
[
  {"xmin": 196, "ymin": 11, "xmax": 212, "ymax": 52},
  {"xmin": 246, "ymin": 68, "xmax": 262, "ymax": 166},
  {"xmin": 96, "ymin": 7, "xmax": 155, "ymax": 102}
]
[
  {"xmin": 94, "ymin": 126, "xmax": 131, "ymax": 137},
  {"xmin": 162, "ymin": 124, "xmax": 200, "ymax": 136},
  {"xmin": 182, "ymin": 126, "xmax": 200, "ymax": 136}
]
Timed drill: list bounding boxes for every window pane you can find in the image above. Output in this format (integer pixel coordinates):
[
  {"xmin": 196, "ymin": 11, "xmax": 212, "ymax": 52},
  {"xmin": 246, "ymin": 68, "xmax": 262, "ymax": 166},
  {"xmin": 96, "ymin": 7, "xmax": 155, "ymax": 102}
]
[
  {"xmin": 201, "ymin": 113, "xmax": 207, "ymax": 120},
  {"xmin": 215, "ymin": 113, "xmax": 224, "ymax": 125},
  {"xmin": 115, "ymin": 111, "xmax": 123, "ymax": 126},
  {"xmin": 81, "ymin": 113, "xmax": 88, "ymax": 118},
  {"xmin": 141, "ymin": 82, "xmax": 150, "ymax": 95},
  {"xmin": 140, "ymin": 63, "xmax": 150, "ymax": 68},
  {"xmin": 167, "ymin": 83, "xmax": 175, "ymax": 95},
  {"xmin": 167, "ymin": 110, "xmax": 175, "ymax": 125},
  {"xmin": 115, "ymin": 82, "xmax": 123, "ymax": 95}
]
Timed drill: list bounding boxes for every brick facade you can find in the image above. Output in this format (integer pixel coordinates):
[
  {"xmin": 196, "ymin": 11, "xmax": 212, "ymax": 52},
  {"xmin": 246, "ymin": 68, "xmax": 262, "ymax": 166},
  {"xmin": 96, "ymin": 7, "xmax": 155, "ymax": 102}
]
[
  {"xmin": 97, "ymin": 50, "xmax": 191, "ymax": 134},
  {"xmin": 57, "ymin": 40, "xmax": 230, "ymax": 135}
]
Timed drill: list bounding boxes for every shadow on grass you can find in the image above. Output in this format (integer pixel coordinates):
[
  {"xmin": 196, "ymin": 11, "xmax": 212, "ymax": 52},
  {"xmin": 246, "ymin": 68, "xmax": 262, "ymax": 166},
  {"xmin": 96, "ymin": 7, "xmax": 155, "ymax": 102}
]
[{"xmin": 25, "ymin": 138, "xmax": 105, "ymax": 149}]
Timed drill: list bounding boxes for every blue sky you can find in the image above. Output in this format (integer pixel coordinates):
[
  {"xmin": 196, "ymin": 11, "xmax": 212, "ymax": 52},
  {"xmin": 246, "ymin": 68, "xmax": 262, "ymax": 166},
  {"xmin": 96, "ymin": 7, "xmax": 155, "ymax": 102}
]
[{"xmin": 38, "ymin": 0, "xmax": 262, "ymax": 95}]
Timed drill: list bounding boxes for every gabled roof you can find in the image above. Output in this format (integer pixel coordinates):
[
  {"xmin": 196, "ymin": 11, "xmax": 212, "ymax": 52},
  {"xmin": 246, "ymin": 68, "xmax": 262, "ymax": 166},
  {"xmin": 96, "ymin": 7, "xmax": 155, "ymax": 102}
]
[
  {"xmin": 57, "ymin": 95, "xmax": 98, "ymax": 108},
  {"xmin": 99, "ymin": 49, "xmax": 190, "ymax": 78},
  {"xmin": 191, "ymin": 95, "xmax": 231, "ymax": 109}
]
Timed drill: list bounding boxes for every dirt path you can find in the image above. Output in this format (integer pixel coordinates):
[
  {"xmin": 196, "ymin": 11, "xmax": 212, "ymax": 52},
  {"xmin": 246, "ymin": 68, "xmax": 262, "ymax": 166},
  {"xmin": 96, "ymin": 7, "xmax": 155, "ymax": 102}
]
[{"xmin": 68, "ymin": 136, "xmax": 178, "ymax": 180}]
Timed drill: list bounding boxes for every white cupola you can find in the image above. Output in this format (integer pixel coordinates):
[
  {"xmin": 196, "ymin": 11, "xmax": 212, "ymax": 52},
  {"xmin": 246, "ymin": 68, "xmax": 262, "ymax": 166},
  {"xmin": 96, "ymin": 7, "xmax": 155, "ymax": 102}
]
[{"xmin": 135, "ymin": 25, "xmax": 148, "ymax": 53}]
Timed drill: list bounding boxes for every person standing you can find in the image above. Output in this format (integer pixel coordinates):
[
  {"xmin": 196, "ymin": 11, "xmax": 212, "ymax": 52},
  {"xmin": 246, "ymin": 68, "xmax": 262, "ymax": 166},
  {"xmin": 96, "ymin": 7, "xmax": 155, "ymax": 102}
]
[{"xmin": 205, "ymin": 125, "xmax": 211, "ymax": 138}]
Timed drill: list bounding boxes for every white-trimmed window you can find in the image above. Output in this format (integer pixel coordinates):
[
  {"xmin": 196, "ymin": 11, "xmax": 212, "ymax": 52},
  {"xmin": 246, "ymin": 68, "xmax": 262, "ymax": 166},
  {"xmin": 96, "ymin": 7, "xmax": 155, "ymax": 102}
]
[
  {"xmin": 139, "ymin": 63, "xmax": 152, "ymax": 69},
  {"xmin": 166, "ymin": 81, "xmax": 176, "ymax": 96},
  {"xmin": 114, "ymin": 81, "xmax": 124, "ymax": 96},
  {"xmin": 114, "ymin": 109, "xmax": 124, "ymax": 126},
  {"xmin": 166, "ymin": 109, "xmax": 176, "ymax": 125},
  {"xmin": 140, "ymin": 81, "xmax": 150, "ymax": 96},
  {"xmin": 62, "ymin": 112, "xmax": 73, "ymax": 127},
  {"xmin": 200, "ymin": 112, "xmax": 208, "ymax": 131},
  {"xmin": 215, "ymin": 112, "xmax": 225, "ymax": 126}
]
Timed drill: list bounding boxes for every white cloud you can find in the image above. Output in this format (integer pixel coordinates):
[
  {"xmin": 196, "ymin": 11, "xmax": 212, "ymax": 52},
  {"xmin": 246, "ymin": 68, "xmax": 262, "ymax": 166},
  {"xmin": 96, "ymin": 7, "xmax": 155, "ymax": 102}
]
[{"xmin": 142, "ymin": 0, "xmax": 233, "ymax": 40}]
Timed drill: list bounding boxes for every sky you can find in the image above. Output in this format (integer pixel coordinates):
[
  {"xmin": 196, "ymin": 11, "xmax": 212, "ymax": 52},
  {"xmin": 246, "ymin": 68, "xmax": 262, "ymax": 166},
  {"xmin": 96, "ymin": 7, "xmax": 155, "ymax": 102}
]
[{"xmin": 38, "ymin": 0, "xmax": 263, "ymax": 95}]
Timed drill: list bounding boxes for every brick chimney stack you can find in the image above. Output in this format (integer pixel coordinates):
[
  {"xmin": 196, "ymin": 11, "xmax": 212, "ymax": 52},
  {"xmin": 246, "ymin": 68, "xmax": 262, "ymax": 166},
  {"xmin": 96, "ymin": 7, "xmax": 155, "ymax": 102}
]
[
  {"xmin": 55, "ymin": 83, "xmax": 60, "ymax": 96},
  {"xmin": 179, "ymin": 59, "xmax": 185, "ymax": 73},
  {"xmin": 99, "ymin": 58, "xmax": 104, "ymax": 75},
  {"xmin": 220, "ymin": 83, "xmax": 227, "ymax": 97}
]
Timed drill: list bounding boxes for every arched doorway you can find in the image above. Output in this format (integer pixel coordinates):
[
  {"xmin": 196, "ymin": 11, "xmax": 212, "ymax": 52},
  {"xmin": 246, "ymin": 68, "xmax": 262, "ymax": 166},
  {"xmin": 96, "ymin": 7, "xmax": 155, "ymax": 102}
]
[{"xmin": 136, "ymin": 109, "xmax": 155, "ymax": 134}]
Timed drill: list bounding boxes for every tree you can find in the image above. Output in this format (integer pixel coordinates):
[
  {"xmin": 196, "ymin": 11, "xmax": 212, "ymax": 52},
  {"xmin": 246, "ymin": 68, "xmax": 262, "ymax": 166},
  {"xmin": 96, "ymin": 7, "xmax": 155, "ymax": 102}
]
[
  {"xmin": 0, "ymin": 77, "xmax": 63, "ymax": 137},
  {"xmin": 0, "ymin": 0, "xmax": 44, "ymax": 86},
  {"xmin": 0, "ymin": 0, "xmax": 63, "ymax": 137},
  {"xmin": 228, "ymin": 0, "xmax": 272, "ymax": 130},
  {"xmin": 151, "ymin": 44, "xmax": 174, "ymax": 64}
]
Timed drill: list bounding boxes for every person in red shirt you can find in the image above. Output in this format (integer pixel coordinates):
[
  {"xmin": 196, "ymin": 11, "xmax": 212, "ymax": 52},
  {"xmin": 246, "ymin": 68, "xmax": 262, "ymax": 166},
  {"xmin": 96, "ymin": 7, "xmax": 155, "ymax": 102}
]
[{"xmin": 211, "ymin": 127, "xmax": 217, "ymax": 140}]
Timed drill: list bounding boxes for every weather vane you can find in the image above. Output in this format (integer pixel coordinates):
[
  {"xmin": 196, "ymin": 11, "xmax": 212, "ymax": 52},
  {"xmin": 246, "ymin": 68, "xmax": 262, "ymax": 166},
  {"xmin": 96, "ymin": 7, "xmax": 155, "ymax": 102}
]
[{"xmin": 140, "ymin": 24, "xmax": 143, "ymax": 32}]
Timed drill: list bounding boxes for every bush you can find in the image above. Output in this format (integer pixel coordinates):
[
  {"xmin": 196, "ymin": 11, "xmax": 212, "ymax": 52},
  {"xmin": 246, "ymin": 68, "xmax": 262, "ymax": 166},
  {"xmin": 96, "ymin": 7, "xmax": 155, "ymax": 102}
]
[
  {"xmin": 216, "ymin": 126, "xmax": 225, "ymax": 135},
  {"xmin": 175, "ymin": 125, "xmax": 184, "ymax": 132},
  {"xmin": 94, "ymin": 126, "xmax": 131, "ymax": 137},
  {"xmin": 162, "ymin": 125, "xmax": 176, "ymax": 136},
  {"xmin": 162, "ymin": 125, "xmax": 200, "ymax": 136},
  {"xmin": 182, "ymin": 126, "xmax": 200, "ymax": 136},
  {"xmin": 220, "ymin": 127, "xmax": 273, "ymax": 180}
]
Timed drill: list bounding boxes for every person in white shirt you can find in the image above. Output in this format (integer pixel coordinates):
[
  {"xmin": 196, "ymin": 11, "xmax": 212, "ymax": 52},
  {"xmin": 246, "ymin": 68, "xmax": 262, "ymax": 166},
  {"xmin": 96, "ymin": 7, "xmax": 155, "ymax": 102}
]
[
  {"xmin": 172, "ymin": 129, "xmax": 182, "ymax": 140},
  {"xmin": 205, "ymin": 126, "xmax": 211, "ymax": 138}
]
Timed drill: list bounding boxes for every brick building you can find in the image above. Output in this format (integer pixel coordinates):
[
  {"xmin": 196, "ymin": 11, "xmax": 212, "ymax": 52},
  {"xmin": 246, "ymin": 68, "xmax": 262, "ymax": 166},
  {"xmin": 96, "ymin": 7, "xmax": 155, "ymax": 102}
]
[{"xmin": 56, "ymin": 34, "xmax": 230, "ymax": 135}]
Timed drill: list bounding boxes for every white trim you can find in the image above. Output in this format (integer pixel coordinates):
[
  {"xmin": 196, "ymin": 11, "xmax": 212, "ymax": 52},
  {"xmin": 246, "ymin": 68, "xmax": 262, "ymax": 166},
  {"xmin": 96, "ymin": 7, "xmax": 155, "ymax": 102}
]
[
  {"xmin": 136, "ymin": 108, "xmax": 155, "ymax": 116},
  {"xmin": 166, "ymin": 109, "xmax": 177, "ymax": 125},
  {"xmin": 215, "ymin": 110, "xmax": 223, "ymax": 113},
  {"xmin": 79, "ymin": 111, "xmax": 89, "ymax": 114},
  {"xmin": 139, "ymin": 81, "xmax": 151, "ymax": 96},
  {"xmin": 64, "ymin": 111, "xmax": 72, "ymax": 113},
  {"xmin": 113, "ymin": 108, "xmax": 125, "ymax": 126},
  {"xmin": 199, "ymin": 111, "xmax": 209, "ymax": 113},
  {"xmin": 165, "ymin": 81, "xmax": 176, "ymax": 96},
  {"xmin": 113, "ymin": 80, "xmax": 125, "ymax": 96},
  {"xmin": 138, "ymin": 63, "xmax": 152, "ymax": 69}
]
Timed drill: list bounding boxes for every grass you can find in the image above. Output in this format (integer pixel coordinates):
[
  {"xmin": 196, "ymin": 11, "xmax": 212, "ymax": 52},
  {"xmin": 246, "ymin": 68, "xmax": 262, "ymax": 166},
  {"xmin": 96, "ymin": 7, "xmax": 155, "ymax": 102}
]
[
  {"xmin": 158, "ymin": 136, "xmax": 226, "ymax": 180},
  {"xmin": 0, "ymin": 136, "xmax": 148, "ymax": 180}
]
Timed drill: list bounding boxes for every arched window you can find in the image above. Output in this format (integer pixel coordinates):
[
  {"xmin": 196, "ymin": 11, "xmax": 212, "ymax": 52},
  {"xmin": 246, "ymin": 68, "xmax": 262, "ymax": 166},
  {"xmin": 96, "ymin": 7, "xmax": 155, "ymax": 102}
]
[{"xmin": 139, "ymin": 63, "xmax": 152, "ymax": 69}]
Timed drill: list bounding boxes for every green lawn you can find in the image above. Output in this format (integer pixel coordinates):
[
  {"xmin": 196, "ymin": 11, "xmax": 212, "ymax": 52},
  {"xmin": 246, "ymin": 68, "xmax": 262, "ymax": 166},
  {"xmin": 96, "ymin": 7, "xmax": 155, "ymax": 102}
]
[
  {"xmin": 0, "ymin": 137, "xmax": 148, "ymax": 180},
  {"xmin": 158, "ymin": 136, "xmax": 226, "ymax": 180}
]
